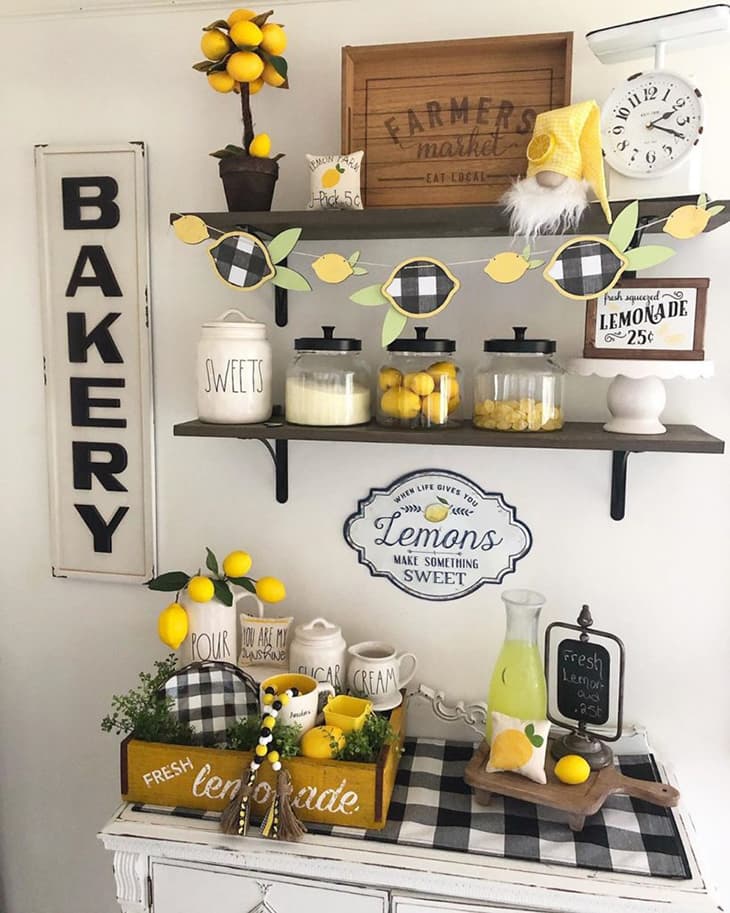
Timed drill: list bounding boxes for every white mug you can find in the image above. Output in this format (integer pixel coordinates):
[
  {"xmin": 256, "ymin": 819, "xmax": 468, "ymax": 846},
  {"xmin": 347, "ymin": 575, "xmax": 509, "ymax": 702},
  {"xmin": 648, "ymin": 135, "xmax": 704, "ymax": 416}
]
[
  {"xmin": 259, "ymin": 672, "xmax": 335, "ymax": 737},
  {"xmin": 347, "ymin": 641, "xmax": 418, "ymax": 711}
]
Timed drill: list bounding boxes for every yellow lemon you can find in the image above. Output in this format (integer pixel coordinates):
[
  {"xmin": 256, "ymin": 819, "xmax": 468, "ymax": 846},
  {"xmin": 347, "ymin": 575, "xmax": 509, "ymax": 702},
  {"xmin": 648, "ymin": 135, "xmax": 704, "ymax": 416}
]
[
  {"xmin": 260, "ymin": 22, "xmax": 287, "ymax": 55},
  {"xmin": 554, "ymin": 754, "xmax": 591, "ymax": 785},
  {"xmin": 421, "ymin": 391, "xmax": 448, "ymax": 425},
  {"xmin": 227, "ymin": 7, "xmax": 255, "ymax": 24},
  {"xmin": 230, "ymin": 19, "xmax": 263, "ymax": 47},
  {"xmin": 490, "ymin": 728, "xmax": 533, "ymax": 770},
  {"xmin": 187, "ymin": 575, "xmax": 215, "ymax": 603},
  {"xmin": 378, "ymin": 367, "xmax": 402, "ymax": 391},
  {"xmin": 526, "ymin": 131, "xmax": 555, "ymax": 164},
  {"xmin": 427, "ymin": 361, "xmax": 457, "ymax": 384},
  {"xmin": 248, "ymin": 76, "xmax": 264, "ymax": 94},
  {"xmin": 200, "ymin": 29, "xmax": 231, "ymax": 61},
  {"xmin": 256, "ymin": 576, "xmax": 286, "ymax": 603},
  {"xmin": 439, "ymin": 375, "xmax": 459, "ymax": 400},
  {"xmin": 172, "ymin": 214, "xmax": 209, "ymax": 244},
  {"xmin": 312, "ymin": 253, "xmax": 353, "ymax": 284},
  {"xmin": 404, "ymin": 372, "xmax": 435, "ymax": 397},
  {"xmin": 424, "ymin": 502, "xmax": 450, "ymax": 523},
  {"xmin": 484, "ymin": 251, "xmax": 530, "ymax": 284},
  {"xmin": 380, "ymin": 387, "xmax": 420, "ymax": 420},
  {"xmin": 207, "ymin": 70, "xmax": 236, "ymax": 93},
  {"xmin": 222, "ymin": 550, "xmax": 252, "ymax": 578},
  {"xmin": 158, "ymin": 602, "xmax": 188, "ymax": 650},
  {"xmin": 262, "ymin": 61, "xmax": 286, "ymax": 87},
  {"xmin": 249, "ymin": 133, "xmax": 271, "ymax": 157},
  {"xmin": 300, "ymin": 725, "xmax": 345, "ymax": 760},
  {"xmin": 226, "ymin": 50, "xmax": 264, "ymax": 83},
  {"xmin": 447, "ymin": 394, "xmax": 461, "ymax": 415},
  {"xmin": 322, "ymin": 165, "xmax": 345, "ymax": 188},
  {"xmin": 663, "ymin": 205, "xmax": 711, "ymax": 240}
]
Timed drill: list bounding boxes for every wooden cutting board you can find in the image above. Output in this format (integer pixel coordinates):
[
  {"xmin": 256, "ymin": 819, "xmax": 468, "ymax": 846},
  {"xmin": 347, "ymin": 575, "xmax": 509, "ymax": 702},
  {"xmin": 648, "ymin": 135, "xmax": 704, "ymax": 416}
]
[{"xmin": 464, "ymin": 740, "xmax": 679, "ymax": 832}]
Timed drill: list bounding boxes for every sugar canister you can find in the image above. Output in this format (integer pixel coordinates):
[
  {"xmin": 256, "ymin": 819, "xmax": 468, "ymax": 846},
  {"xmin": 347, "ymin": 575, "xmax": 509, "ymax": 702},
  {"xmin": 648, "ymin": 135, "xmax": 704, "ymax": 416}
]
[
  {"xmin": 197, "ymin": 308, "xmax": 272, "ymax": 423},
  {"xmin": 289, "ymin": 617, "xmax": 347, "ymax": 691}
]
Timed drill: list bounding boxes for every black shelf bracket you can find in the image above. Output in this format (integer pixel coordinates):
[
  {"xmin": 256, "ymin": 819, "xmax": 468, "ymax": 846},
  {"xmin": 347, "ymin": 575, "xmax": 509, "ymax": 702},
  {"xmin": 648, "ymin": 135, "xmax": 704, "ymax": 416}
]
[
  {"xmin": 274, "ymin": 256, "xmax": 288, "ymax": 327},
  {"xmin": 258, "ymin": 439, "xmax": 289, "ymax": 503},
  {"xmin": 610, "ymin": 451, "xmax": 631, "ymax": 521}
]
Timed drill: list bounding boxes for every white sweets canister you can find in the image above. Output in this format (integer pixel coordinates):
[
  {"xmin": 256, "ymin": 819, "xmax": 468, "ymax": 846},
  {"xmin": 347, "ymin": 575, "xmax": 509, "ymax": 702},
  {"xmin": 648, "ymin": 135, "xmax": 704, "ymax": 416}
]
[
  {"xmin": 289, "ymin": 617, "xmax": 347, "ymax": 691},
  {"xmin": 197, "ymin": 308, "xmax": 272, "ymax": 423}
]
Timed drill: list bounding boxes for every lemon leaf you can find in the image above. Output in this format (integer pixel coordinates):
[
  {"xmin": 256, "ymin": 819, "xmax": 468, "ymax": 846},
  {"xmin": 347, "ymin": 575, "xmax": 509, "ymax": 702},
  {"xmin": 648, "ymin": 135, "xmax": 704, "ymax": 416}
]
[
  {"xmin": 272, "ymin": 265, "xmax": 311, "ymax": 291},
  {"xmin": 192, "ymin": 60, "xmax": 216, "ymax": 72},
  {"xmin": 213, "ymin": 579, "xmax": 233, "ymax": 606},
  {"xmin": 527, "ymin": 258, "xmax": 544, "ymax": 269},
  {"xmin": 147, "ymin": 571, "xmax": 190, "ymax": 592},
  {"xmin": 172, "ymin": 215, "xmax": 210, "ymax": 245},
  {"xmin": 525, "ymin": 723, "xmax": 535, "ymax": 737},
  {"xmin": 608, "ymin": 199, "xmax": 639, "ymax": 252},
  {"xmin": 228, "ymin": 576, "xmax": 256, "ymax": 593},
  {"xmin": 347, "ymin": 250, "xmax": 361, "ymax": 266},
  {"xmin": 382, "ymin": 307, "xmax": 408, "ymax": 347},
  {"xmin": 267, "ymin": 227, "xmax": 301, "ymax": 264},
  {"xmin": 522, "ymin": 244, "xmax": 531, "ymax": 258},
  {"xmin": 203, "ymin": 19, "xmax": 230, "ymax": 30},
  {"xmin": 205, "ymin": 547, "xmax": 219, "ymax": 577},
  {"xmin": 268, "ymin": 54, "xmax": 288, "ymax": 79},
  {"xmin": 624, "ymin": 244, "xmax": 676, "ymax": 271},
  {"xmin": 352, "ymin": 266, "xmax": 368, "ymax": 275},
  {"xmin": 350, "ymin": 284, "xmax": 388, "ymax": 306},
  {"xmin": 250, "ymin": 9, "xmax": 274, "ymax": 26},
  {"xmin": 529, "ymin": 733, "xmax": 544, "ymax": 748},
  {"xmin": 707, "ymin": 204, "xmax": 725, "ymax": 217},
  {"xmin": 697, "ymin": 192, "xmax": 708, "ymax": 209},
  {"xmin": 437, "ymin": 496, "xmax": 449, "ymax": 505}
]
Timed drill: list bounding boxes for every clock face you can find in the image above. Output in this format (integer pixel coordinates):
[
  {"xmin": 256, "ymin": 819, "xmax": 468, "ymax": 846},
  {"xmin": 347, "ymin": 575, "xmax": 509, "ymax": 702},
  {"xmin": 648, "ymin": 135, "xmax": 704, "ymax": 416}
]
[{"xmin": 601, "ymin": 71, "xmax": 703, "ymax": 178}]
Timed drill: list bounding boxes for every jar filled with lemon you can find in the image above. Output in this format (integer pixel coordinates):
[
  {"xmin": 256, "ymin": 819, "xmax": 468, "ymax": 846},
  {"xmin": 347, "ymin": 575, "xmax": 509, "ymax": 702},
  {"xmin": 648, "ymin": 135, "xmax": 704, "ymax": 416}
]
[
  {"xmin": 377, "ymin": 327, "xmax": 461, "ymax": 429},
  {"xmin": 474, "ymin": 327, "xmax": 565, "ymax": 433}
]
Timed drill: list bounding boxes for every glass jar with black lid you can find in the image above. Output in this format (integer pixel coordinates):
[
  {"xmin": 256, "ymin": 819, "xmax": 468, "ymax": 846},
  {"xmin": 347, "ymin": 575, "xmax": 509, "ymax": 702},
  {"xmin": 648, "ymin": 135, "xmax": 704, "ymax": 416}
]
[
  {"xmin": 377, "ymin": 326, "xmax": 461, "ymax": 428},
  {"xmin": 473, "ymin": 326, "xmax": 565, "ymax": 432},
  {"xmin": 286, "ymin": 326, "xmax": 371, "ymax": 426}
]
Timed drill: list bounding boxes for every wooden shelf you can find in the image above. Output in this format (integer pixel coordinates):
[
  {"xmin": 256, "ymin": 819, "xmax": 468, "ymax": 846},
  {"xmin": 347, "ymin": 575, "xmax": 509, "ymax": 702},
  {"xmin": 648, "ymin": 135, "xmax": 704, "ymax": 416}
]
[
  {"xmin": 172, "ymin": 196, "xmax": 730, "ymax": 240},
  {"xmin": 173, "ymin": 417, "xmax": 724, "ymax": 519}
]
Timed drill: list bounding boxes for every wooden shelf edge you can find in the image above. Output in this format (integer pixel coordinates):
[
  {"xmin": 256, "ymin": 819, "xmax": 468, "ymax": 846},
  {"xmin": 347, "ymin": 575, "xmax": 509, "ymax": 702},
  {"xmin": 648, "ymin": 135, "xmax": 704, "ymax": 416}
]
[{"xmin": 172, "ymin": 419, "xmax": 725, "ymax": 455}]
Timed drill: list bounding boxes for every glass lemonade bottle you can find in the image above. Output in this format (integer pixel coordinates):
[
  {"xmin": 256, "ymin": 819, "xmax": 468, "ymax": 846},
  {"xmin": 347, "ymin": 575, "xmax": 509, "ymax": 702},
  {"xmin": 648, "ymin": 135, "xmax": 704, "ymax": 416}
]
[{"xmin": 486, "ymin": 589, "xmax": 548, "ymax": 742}]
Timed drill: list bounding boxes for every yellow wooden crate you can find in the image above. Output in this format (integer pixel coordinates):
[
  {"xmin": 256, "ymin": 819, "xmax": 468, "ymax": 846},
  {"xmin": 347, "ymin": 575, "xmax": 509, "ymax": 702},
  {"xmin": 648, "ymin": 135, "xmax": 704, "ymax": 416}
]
[{"xmin": 121, "ymin": 700, "xmax": 405, "ymax": 830}]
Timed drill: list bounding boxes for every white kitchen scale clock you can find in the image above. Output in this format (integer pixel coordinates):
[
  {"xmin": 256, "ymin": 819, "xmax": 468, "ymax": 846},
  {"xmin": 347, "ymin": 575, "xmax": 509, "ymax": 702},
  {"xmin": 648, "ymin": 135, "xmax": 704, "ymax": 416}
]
[{"xmin": 587, "ymin": 5, "xmax": 730, "ymax": 198}]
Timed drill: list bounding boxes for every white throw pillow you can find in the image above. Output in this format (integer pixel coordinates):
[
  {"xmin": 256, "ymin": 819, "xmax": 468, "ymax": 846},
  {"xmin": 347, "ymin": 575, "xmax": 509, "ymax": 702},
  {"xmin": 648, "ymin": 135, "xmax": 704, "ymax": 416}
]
[
  {"xmin": 306, "ymin": 151, "xmax": 364, "ymax": 210},
  {"xmin": 486, "ymin": 711, "xmax": 551, "ymax": 785}
]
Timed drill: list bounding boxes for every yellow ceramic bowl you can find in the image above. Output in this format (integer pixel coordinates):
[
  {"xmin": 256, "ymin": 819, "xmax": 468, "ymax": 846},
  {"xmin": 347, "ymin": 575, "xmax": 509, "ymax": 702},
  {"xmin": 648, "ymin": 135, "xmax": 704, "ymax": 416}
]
[{"xmin": 324, "ymin": 694, "xmax": 373, "ymax": 733}]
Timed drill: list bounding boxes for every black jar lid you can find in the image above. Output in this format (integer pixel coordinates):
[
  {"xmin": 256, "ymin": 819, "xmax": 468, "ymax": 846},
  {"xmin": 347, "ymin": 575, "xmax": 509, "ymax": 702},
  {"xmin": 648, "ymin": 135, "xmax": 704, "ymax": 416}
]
[
  {"xmin": 294, "ymin": 325, "xmax": 362, "ymax": 352},
  {"xmin": 484, "ymin": 326, "xmax": 556, "ymax": 354},
  {"xmin": 387, "ymin": 326, "xmax": 456, "ymax": 353}
]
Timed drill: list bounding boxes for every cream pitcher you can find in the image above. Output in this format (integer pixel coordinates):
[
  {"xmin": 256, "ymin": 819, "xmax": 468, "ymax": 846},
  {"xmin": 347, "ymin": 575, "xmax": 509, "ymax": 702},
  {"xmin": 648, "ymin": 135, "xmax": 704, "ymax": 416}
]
[{"xmin": 347, "ymin": 641, "xmax": 418, "ymax": 711}]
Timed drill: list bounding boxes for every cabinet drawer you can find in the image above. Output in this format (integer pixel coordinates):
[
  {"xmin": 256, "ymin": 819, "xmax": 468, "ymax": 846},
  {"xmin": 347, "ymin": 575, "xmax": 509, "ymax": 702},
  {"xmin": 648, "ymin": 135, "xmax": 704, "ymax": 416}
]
[
  {"xmin": 151, "ymin": 861, "xmax": 387, "ymax": 913},
  {"xmin": 393, "ymin": 896, "xmax": 537, "ymax": 913}
]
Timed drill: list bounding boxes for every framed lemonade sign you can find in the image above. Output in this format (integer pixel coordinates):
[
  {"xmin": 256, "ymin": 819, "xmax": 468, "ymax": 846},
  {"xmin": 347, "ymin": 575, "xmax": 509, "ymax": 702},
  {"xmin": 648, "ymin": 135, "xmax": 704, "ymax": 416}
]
[
  {"xmin": 344, "ymin": 470, "xmax": 532, "ymax": 600},
  {"xmin": 342, "ymin": 33, "xmax": 572, "ymax": 207}
]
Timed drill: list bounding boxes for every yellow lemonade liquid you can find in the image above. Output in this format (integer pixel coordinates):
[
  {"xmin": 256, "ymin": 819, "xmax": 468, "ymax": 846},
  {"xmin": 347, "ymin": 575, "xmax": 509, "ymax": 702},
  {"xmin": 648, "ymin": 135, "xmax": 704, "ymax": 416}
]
[{"xmin": 486, "ymin": 638, "xmax": 547, "ymax": 742}]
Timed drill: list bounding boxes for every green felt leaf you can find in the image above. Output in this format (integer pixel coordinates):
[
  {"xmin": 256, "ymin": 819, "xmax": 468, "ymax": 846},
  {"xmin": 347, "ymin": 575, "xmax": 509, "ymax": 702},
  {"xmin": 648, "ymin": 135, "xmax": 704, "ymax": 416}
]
[
  {"xmin": 624, "ymin": 244, "xmax": 676, "ymax": 271},
  {"xmin": 146, "ymin": 571, "xmax": 190, "ymax": 592},
  {"xmin": 267, "ymin": 227, "xmax": 301, "ymax": 264},
  {"xmin": 228, "ymin": 576, "xmax": 256, "ymax": 594},
  {"xmin": 608, "ymin": 200, "xmax": 639, "ymax": 253},
  {"xmin": 707, "ymin": 204, "xmax": 725, "ymax": 218},
  {"xmin": 205, "ymin": 547, "xmax": 219, "ymax": 577},
  {"xmin": 381, "ymin": 308, "xmax": 408, "ymax": 347},
  {"xmin": 522, "ymin": 244, "xmax": 531, "ymax": 259},
  {"xmin": 529, "ymin": 733, "xmax": 544, "ymax": 748},
  {"xmin": 527, "ymin": 259, "xmax": 544, "ymax": 269},
  {"xmin": 525, "ymin": 723, "xmax": 535, "ymax": 737},
  {"xmin": 697, "ymin": 193, "xmax": 708, "ymax": 209},
  {"xmin": 350, "ymin": 284, "xmax": 388, "ymax": 306},
  {"xmin": 213, "ymin": 578, "xmax": 233, "ymax": 607},
  {"xmin": 347, "ymin": 250, "xmax": 361, "ymax": 266},
  {"xmin": 352, "ymin": 266, "xmax": 368, "ymax": 275},
  {"xmin": 272, "ymin": 265, "xmax": 311, "ymax": 291}
]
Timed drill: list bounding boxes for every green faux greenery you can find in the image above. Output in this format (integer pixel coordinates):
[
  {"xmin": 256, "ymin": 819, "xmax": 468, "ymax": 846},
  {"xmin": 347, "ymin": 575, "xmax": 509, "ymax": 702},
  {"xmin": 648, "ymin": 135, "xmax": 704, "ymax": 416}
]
[
  {"xmin": 226, "ymin": 717, "xmax": 301, "ymax": 758},
  {"xmin": 100, "ymin": 655, "xmax": 195, "ymax": 745},
  {"xmin": 333, "ymin": 711, "xmax": 398, "ymax": 763}
]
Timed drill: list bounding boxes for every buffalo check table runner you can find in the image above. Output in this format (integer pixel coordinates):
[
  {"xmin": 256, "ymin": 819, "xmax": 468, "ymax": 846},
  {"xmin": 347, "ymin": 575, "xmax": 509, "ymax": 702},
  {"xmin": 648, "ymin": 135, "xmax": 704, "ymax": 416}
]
[{"xmin": 131, "ymin": 738, "xmax": 691, "ymax": 879}]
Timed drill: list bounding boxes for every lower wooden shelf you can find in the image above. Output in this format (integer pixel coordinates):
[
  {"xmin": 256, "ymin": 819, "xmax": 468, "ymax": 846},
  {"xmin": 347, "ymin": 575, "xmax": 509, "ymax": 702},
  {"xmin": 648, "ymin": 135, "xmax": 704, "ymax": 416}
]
[{"xmin": 172, "ymin": 417, "xmax": 724, "ymax": 520}]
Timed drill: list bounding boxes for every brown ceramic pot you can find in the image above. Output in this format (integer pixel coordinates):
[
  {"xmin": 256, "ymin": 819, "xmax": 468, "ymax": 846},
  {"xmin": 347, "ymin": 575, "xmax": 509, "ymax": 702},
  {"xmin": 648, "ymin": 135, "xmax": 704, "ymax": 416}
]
[{"xmin": 218, "ymin": 155, "xmax": 279, "ymax": 212}]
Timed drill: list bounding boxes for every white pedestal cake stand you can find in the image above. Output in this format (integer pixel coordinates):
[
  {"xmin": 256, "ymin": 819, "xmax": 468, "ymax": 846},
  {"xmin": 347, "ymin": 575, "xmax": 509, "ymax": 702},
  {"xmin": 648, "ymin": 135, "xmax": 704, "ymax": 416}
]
[{"xmin": 568, "ymin": 359, "xmax": 715, "ymax": 434}]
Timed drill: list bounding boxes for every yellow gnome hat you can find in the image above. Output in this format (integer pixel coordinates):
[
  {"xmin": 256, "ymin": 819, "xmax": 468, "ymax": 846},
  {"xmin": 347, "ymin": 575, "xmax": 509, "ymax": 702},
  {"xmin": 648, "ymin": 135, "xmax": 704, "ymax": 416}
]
[{"xmin": 526, "ymin": 100, "xmax": 612, "ymax": 224}]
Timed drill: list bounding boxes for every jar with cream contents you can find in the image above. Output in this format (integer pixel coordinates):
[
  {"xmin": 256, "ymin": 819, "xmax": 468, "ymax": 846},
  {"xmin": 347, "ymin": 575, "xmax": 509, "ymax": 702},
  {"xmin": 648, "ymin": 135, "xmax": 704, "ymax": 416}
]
[{"xmin": 285, "ymin": 326, "xmax": 371, "ymax": 426}]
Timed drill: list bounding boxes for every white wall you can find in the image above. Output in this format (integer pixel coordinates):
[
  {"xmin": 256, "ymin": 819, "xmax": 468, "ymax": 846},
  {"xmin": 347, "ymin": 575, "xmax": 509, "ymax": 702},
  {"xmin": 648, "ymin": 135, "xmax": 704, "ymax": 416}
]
[{"xmin": 1, "ymin": 1, "xmax": 729, "ymax": 911}]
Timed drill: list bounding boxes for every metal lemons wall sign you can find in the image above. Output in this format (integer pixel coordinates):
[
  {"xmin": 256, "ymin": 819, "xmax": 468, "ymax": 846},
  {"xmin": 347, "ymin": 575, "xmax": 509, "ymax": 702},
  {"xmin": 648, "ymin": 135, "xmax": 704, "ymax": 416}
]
[{"xmin": 344, "ymin": 470, "xmax": 532, "ymax": 601}]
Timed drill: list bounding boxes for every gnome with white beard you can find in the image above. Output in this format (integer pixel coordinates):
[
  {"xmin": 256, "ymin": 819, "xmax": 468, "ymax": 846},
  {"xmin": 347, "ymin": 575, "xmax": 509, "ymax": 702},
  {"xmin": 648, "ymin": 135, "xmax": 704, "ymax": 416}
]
[{"xmin": 503, "ymin": 99, "xmax": 612, "ymax": 237}]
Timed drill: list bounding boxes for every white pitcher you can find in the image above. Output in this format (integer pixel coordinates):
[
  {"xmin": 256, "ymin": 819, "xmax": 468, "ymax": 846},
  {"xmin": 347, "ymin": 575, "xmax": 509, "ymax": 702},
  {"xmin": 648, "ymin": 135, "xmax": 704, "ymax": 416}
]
[{"xmin": 347, "ymin": 641, "xmax": 417, "ymax": 711}]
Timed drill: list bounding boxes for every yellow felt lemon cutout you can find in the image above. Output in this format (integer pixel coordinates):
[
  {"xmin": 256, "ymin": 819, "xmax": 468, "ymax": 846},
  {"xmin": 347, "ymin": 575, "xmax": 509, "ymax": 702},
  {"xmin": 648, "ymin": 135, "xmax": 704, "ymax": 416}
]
[
  {"xmin": 490, "ymin": 722, "xmax": 544, "ymax": 770},
  {"xmin": 424, "ymin": 501, "xmax": 450, "ymax": 523},
  {"xmin": 663, "ymin": 194, "xmax": 725, "ymax": 239},
  {"xmin": 173, "ymin": 214, "xmax": 210, "ymax": 244},
  {"xmin": 300, "ymin": 725, "xmax": 346, "ymax": 759},
  {"xmin": 312, "ymin": 251, "xmax": 368, "ymax": 284},
  {"xmin": 554, "ymin": 754, "xmax": 591, "ymax": 785},
  {"xmin": 158, "ymin": 602, "xmax": 189, "ymax": 650},
  {"xmin": 484, "ymin": 246, "xmax": 544, "ymax": 284}
]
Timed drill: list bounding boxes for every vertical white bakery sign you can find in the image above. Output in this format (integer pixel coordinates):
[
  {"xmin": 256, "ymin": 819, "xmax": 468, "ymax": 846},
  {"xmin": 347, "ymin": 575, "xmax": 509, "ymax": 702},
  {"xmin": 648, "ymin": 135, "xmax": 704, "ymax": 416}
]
[{"xmin": 35, "ymin": 144, "xmax": 156, "ymax": 581}]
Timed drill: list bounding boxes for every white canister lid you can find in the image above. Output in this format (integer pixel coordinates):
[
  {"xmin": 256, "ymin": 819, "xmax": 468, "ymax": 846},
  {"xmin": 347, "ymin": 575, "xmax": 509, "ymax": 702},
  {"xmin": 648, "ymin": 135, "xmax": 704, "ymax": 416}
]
[
  {"xmin": 293, "ymin": 617, "xmax": 344, "ymax": 646},
  {"xmin": 201, "ymin": 309, "xmax": 268, "ymax": 338}
]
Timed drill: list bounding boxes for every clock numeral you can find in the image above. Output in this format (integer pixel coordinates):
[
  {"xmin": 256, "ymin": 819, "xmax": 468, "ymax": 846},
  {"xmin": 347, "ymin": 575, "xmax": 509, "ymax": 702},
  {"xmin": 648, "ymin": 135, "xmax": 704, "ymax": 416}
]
[
  {"xmin": 646, "ymin": 151, "xmax": 656, "ymax": 165},
  {"xmin": 662, "ymin": 87, "xmax": 672, "ymax": 101},
  {"xmin": 643, "ymin": 86, "xmax": 658, "ymax": 101},
  {"xmin": 611, "ymin": 125, "xmax": 624, "ymax": 135},
  {"xmin": 663, "ymin": 144, "xmax": 673, "ymax": 157},
  {"xmin": 616, "ymin": 140, "xmax": 629, "ymax": 152},
  {"xmin": 616, "ymin": 107, "xmax": 630, "ymax": 121},
  {"xmin": 676, "ymin": 115, "xmax": 690, "ymax": 126},
  {"xmin": 629, "ymin": 147, "xmax": 639, "ymax": 163},
  {"xmin": 628, "ymin": 92, "xmax": 641, "ymax": 108},
  {"xmin": 674, "ymin": 97, "xmax": 687, "ymax": 108}
]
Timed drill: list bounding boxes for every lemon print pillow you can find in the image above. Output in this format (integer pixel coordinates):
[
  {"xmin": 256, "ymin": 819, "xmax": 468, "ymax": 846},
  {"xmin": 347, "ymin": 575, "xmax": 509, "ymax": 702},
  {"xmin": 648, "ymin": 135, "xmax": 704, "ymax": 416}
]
[
  {"xmin": 486, "ymin": 711, "xmax": 550, "ymax": 785},
  {"xmin": 306, "ymin": 151, "xmax": 363, "ymax": 211}
]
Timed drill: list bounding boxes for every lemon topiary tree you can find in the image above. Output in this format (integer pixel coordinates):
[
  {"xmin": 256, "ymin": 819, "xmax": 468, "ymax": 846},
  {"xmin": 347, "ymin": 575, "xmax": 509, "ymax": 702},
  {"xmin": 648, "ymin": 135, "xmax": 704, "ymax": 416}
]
[{"xmin": 194, "ymin": 8, "xmax": 289, "ymax": 210}]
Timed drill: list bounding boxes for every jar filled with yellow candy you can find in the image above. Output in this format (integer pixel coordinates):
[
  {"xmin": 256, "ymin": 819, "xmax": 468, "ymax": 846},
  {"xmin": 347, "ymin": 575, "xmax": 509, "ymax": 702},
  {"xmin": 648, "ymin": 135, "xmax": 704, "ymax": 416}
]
[
  {"xmin": 474, "ymin": 326, "xmax": 565, "ymax": 432},
  {"xmin": 377, "ymin": 327, "xmax": 461, "ymax": 429}
]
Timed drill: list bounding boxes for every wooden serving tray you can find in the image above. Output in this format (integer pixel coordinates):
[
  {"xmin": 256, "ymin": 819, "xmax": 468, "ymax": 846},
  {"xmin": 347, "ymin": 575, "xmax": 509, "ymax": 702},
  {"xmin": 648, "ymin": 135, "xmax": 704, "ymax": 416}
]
[{"xmin": 464, "ymin": 740, "xmax": 679, "ymax": 832}]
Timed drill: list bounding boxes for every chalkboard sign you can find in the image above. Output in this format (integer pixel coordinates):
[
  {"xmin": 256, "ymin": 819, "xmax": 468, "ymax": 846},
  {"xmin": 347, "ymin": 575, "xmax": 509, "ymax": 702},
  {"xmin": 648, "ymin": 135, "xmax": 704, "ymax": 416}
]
[{"xmin": 556, "ymin": 637, "xmax": 610, "ymax": 725}]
